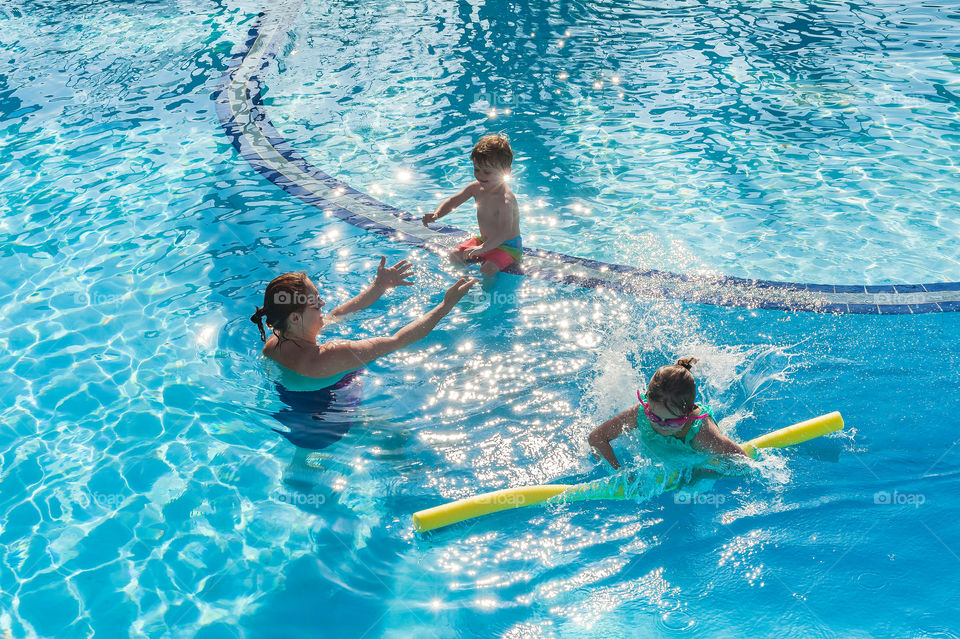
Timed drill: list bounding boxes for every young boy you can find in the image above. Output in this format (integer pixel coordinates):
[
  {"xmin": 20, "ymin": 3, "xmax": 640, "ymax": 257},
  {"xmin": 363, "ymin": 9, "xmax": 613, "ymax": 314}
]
[{"xmin": 421, "ymin": 134, "xmax": 522, "ymax": 279}]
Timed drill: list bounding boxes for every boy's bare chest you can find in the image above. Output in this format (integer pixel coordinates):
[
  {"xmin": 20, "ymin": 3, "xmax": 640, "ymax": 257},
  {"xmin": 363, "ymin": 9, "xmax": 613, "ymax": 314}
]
[{"xmin": 474, "ymin": 192, "xmax": 512, "ymax": 220}]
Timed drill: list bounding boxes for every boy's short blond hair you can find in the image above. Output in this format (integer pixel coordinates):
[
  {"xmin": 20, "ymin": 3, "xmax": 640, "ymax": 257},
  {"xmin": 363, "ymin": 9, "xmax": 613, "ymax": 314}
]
[{"xmin": 471, "ymin": 134, "xmax": 513, "ymax": 170}]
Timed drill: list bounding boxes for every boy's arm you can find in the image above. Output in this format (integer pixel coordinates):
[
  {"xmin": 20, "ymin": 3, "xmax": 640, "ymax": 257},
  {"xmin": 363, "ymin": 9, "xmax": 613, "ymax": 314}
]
[
  {"xmin": 588, "ymin": 404, "xmax": 641, "ymax": 470},
  {"xmin": 422, "ymin": 183, "xmax": 477, "ymax": 226}
]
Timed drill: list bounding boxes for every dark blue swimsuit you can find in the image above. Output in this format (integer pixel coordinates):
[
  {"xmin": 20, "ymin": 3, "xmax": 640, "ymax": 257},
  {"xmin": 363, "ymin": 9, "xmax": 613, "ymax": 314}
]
[{"xmin": 271, "ymin": 369, "xmax": 363, "ymax": 450}]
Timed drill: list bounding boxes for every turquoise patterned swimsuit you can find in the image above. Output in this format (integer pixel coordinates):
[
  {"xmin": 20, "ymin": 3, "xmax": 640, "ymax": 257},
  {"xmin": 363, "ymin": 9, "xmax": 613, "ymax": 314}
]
[{"xmin": 636, "ymin": 394, "xmax": 714, "ymax": 450}]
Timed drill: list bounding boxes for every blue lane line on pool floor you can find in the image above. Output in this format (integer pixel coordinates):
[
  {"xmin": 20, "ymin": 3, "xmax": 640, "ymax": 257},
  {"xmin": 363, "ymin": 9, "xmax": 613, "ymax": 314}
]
[{"xmin": 214, "ymin": 7, "xmax": 960, "ymax": 315}]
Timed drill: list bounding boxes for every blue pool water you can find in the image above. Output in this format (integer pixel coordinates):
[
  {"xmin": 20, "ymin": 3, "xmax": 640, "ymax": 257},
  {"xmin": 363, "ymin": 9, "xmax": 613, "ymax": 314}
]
[
  {"xmin": 265, "ymin": 0, "xmax": 960, "ymax": 285},
  {"xmin": 1, "ymin": 1, "xmax": 959, "ymax": 638}
]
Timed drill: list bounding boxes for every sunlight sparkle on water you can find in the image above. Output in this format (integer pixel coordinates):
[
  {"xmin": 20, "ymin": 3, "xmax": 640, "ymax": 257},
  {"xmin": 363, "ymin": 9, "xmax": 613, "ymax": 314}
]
[
  {"xmin": 195, "ymin": 323, "xmax": 217, "ymax": 347},
  {"xmin": 310, "ymin": 226, "xmax": 341, "ymax": 246},
  {"xmin": 473, "ymin": 598, "xmax": 500, "ymax": 610}
]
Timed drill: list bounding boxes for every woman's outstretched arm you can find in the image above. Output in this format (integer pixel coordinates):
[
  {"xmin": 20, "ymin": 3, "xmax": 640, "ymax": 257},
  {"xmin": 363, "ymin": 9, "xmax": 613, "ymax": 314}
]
[
  {"xmin": 326, "ymin": 257, "xmax": 414, "ymax": 323},
  {"xmin": 298, "ymin": 278, "xmax": 477, "ymax": 378},
  {"xmin": 588, "ymin": 404, "xmax": 641, "ymax": 470}
]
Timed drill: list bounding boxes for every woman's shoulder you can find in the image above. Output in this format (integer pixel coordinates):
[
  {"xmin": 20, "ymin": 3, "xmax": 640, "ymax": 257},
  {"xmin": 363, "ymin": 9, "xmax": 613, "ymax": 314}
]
[
  {"xmin": 266, "ymin": 337, "xmax": 362, "ymax": 381},
  {"xmin": 263, "ymin": 352, "xmax": 359, "ymax": 391},
  {"xmin": 263, "ymin": 337, "xmax": 298, "ymax": 369},
  {"xmin": 263, "ymin": 335, "xmax": 301, "ymax": 366},
  {"xmin": 261, "ymin": 335, "xmax": 276, "ymax": 356},
  {"xmin": 262, "ymin": 336, "xmax": 314, "ymax": 376}
]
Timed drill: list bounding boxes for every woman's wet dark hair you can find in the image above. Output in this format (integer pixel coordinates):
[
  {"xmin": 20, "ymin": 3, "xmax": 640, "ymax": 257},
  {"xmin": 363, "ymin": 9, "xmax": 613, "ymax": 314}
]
[
  {"xmin": 646, "ymin": 357, "xmax": 698, "ymax": 415},
  {"xmin": 250, "ymin": 271, "xmax": 314, "ymax": 343}
]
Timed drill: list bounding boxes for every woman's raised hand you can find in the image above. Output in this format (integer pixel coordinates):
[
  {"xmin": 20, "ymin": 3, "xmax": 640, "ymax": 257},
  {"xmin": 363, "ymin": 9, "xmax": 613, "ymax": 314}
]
[
  {"xmin": 443, "ymin": 277, "xmax": 478, "ymax": 307},
  {"xmin": 373, "ymin": 256, "xmax": 415, "ymax": 290}
]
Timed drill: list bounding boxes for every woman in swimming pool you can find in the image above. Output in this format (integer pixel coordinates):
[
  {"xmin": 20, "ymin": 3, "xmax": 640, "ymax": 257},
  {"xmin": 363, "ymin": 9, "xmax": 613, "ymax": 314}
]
[
  {"xmin": 588, "ymin": 357, "xmax": 748, "ymax": 470},
  {"xmin": 251, "ymin": 258, "xmax": 477, "ymax": 454}
]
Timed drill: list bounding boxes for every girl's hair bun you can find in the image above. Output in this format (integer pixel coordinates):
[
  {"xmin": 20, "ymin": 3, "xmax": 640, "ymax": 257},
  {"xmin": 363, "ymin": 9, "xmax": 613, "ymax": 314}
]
[{"xmin": 674, "ymin": 356, "xmax": 698, "ymax": 371}]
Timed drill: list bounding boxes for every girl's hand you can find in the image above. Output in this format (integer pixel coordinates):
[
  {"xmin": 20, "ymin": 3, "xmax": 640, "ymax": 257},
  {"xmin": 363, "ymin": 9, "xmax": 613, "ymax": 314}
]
[
  {"xmin": 442, "ymin": 277, "xmax": 478, "ymax": 307},
  {"xmin": 421, "ymin": 212, "xmax": 439, "ymax": 226},
  {"xmin": 373, "ymin": 256, "xmax": 415, "ymax": 290}
]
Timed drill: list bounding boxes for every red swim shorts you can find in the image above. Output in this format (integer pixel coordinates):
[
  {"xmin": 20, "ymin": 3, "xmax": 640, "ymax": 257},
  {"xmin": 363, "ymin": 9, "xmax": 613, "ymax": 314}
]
[{"xmin": 455, "ymin": 236, "xmax": 522, "ymax": 270}]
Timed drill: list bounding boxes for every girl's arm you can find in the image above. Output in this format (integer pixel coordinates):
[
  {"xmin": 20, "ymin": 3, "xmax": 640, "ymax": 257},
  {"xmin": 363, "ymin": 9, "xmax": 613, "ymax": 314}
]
[
  {"xmin": 691, "ymin": 416, "xmax": 749, "ymax": 457},
  {"xmin": 588, "ymin": 404, "xmax": 641, "ymax": 470},
  {"xmin": 327, "ymin": 257, "xmax": 414, "ymax": 324},
  {"xmin": 299, "ymin": 278, "xmax": 477, "ymax": 378}
]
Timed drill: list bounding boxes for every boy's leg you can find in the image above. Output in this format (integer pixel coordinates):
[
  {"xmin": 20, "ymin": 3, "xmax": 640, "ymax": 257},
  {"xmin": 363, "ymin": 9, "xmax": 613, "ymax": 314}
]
[
  {"xmin": 479, "ymin": 246, "xmax": 515, "ymax": 276},
  {"xmin": 452, "ymin": 237, "xmax": 481, "ymax": 263},
  {"xmin": 479, "ymin": 260, "xmax": 500, "ymax": 290},
  {"xmin": 480, "ymin": 260, "xmax": 500, "ymax": 276}
]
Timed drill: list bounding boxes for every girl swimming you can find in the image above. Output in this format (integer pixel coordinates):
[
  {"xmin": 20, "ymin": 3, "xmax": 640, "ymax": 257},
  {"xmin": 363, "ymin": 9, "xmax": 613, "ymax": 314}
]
[{"xmin": 588, "ymin": 357, "xmax": 748, "ymax": 470}]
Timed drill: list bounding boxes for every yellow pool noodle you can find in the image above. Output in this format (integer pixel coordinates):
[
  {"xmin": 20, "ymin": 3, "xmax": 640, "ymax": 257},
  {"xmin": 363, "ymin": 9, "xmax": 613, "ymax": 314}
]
[
  {"xmin": 412, "ymin": 411, "xmax": 844, "ymax": 533},
  {"xmin": 740, "ymin": 411, "xmax": 844, "ymax": 459},
  {"xmin": 412, "ymin": 485, "xmax": 569, "ymax": 533}
]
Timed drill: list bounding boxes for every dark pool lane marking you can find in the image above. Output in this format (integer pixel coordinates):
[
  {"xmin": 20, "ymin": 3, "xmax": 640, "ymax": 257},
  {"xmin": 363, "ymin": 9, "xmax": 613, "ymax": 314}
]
[{"xmin": 214, "ymin": 8, "xmax": 960, "ymax": 315}]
